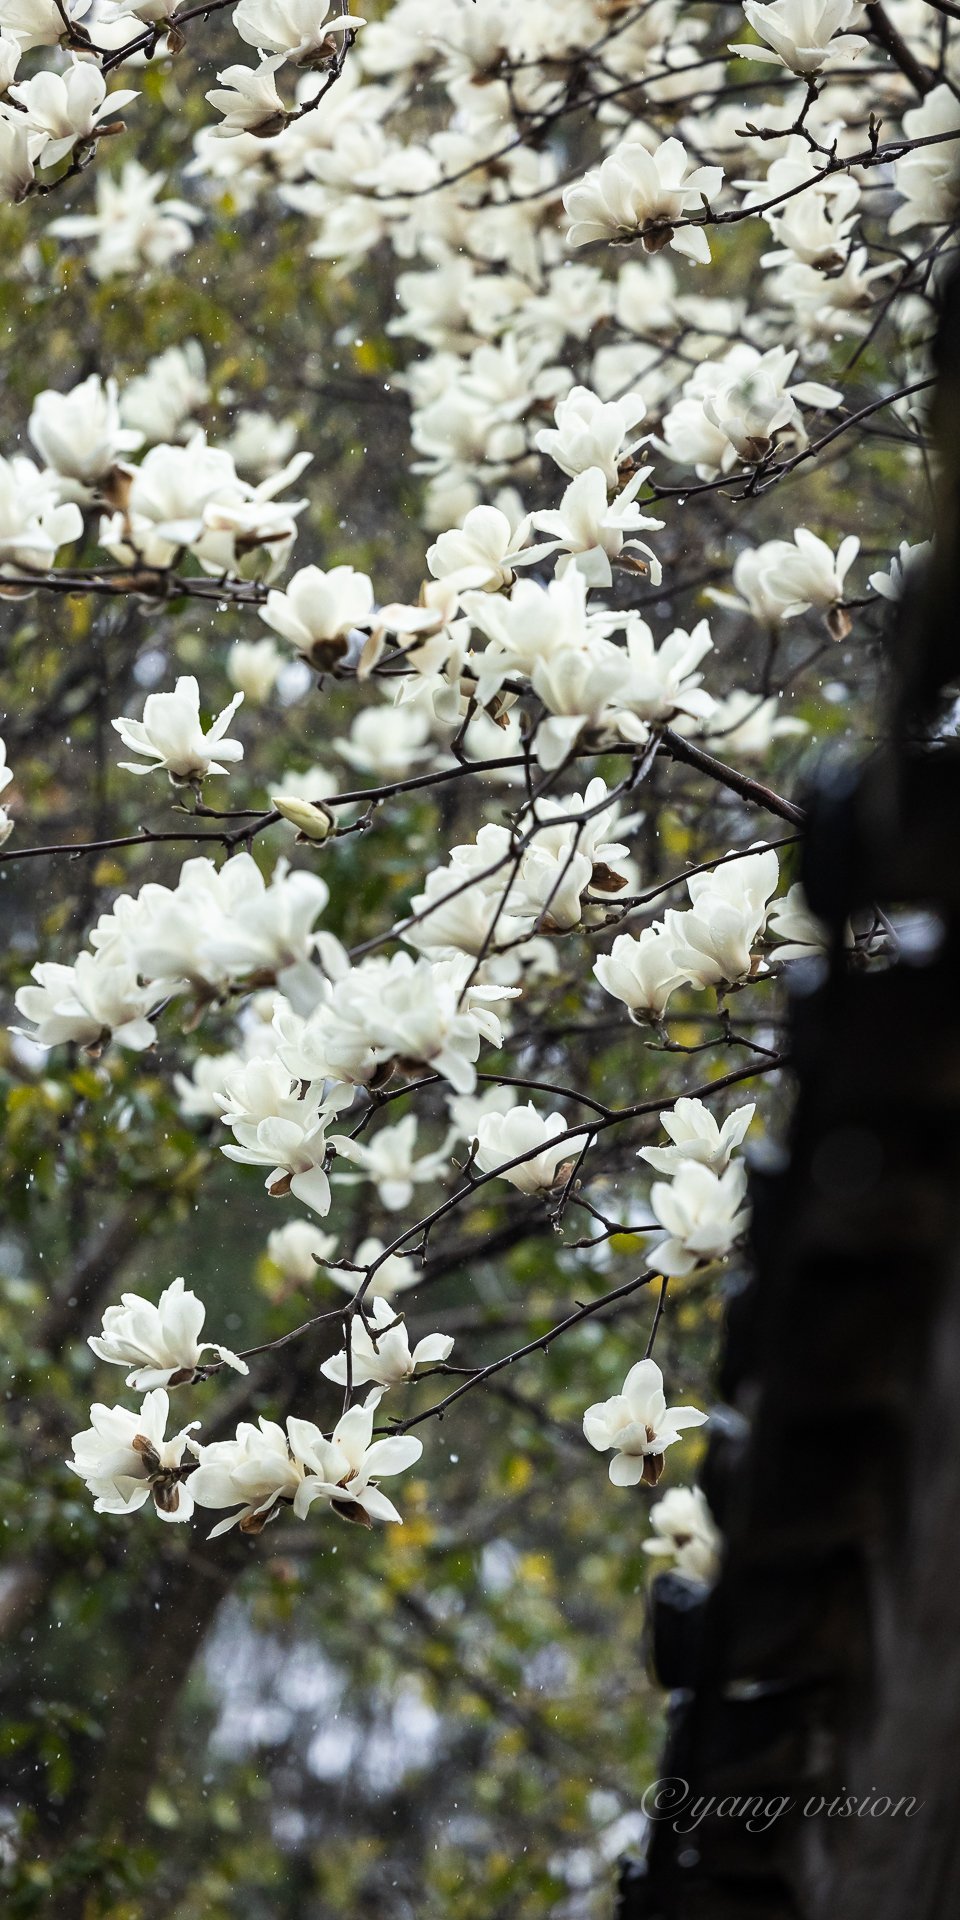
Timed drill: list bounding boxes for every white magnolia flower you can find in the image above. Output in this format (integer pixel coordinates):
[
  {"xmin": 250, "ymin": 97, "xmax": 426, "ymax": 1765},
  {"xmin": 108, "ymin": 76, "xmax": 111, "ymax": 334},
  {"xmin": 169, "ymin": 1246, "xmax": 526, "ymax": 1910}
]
[
  {"xmin": 583, "ymin": 1358, "xmax": 707, "ymax": 1487},
  {"xmin": 564, "ymin": 137, "xmax": 723, "ymax": 263},
  {"xmin": 261, "ymin": 562, "xmax": 374, "ymax": 664},
  {"xmin": 702, "ymin": 356, "xmax": 838, "ymax": 466},
  {"xmin": 233, "ymin": 0, "xmax": 364, "ymax": 60},
  {"xmin": 326, "ymin": 1235, "xmax": 421, "ymax": 1302},
  {"xmin": 0, "ymin": 453, "xmax": 82, "ymax": 573},
  {"xmin": 266, "ymin": 1218, "xmax": 338, "ymax": 1285},
  {"xmin": 8, "ymin": 62, "xmax": 137, "ymax": 171},
  {"xmin": 190, "ymin": 1392, "xmax": 422, "ymax": 1534},
  {"xmin": 334, "ymin": 702, "xmax": 435, "ymax": 780},
  {"xmin": 225, "ymin": 408, "xmax": 299, "ymax": 480},
  {"xmin": 867, "ymin": 539, "xmax": 932, "ymax": 602},
  {"xmin": 207, "ymin": 56, "xmax": 289, "ymax": 140},
  {"xmin": 227, "ymin": 636, "xmax": 284, "ymax": 702},
  {"xmin": 14, "ymin": 950, "xmax": 178, "ymax": 1051},
  {"xmin": 507, "ymin": 777, "xmax": 630, "ymax": 932},
  {"xmin": 658, "ymin": 346, "xmax": 841, "ymax": 480},
  {"xmin": 0, "ymin": 110, "xmax": 34, "ymax": 203},
  {"xmin": 767, "ymin": 527, "xmax": 860, "ymax": 633},
  {"xmin": 708, "ymin": 542, "xmax": 799, "ymax": 625},
  {"xmin": 474, "ymin": 1103, "xmax": 572, "ymax": 1193},
  {"xmin": 891, "ymin": 85, "xmax": 960, "ymax": 236},
  {"xmin": 732, "ymin": 0, "xmax": 866, "ymax": 75},
  {"xmin": 404, "ymin": 845, "xmax": 533, "ymax": 959},
  {"xmin": 67, "ymin": 1388, "xmax": 199, "ymax": 1523},
  {"xmin": 530, "ymin": 466, "xmax": 663, "ymax": 589},
  {"xmin": 664, "ymin": 846, "xmax": 780, "ymax": 989},
  {"xmin": 699, "ymin": 691, "xmax": 808, "ymax": 758},
  {"xmin": 47, "ymin": 160, "xmax": 202, "ymax": 281},
  {"xmin": 331, "ymin": 1112, "xmax": 451, "ymax": 1210},
  {"xmin": 0, "ymin": 734, "xmax": 13, "ymax": 847},
  {"xmin": 173, "ymin": 1051, "xmax": 244, "ymax": 1120},
  {"xmin": 219, "ymin": 1058, "xmax": 351, "ymax": 1214},
  {"xmin": 640, "ymin": 1098, "xmax": 755, "ymax": 1176},
  {"xmin": 120, "ymin": 341, "xmax": 209, "ymax": 444},
  {"xmin": 647, "ymin": 1160, "xmax": 751, "ymax": 1277},
  {"xmin": 464, "ymin": 567, "xmax": 595, "ymax": 706},
  {"xmin": 1, "ymin": 0, "xmax": 90, "ymax": 50},
  {"xmin": 426, "ymin": 503, "xmax": 532, "ymax": 591},
  {"xmin": 594, "ymin": 925, "xmax": 686, "ymax": 1021},
  {"xmin": 89, "ymin": 1275, "xmax": 248, "ymax": 1390},
  {"xmin": 0, "ymin": 33, "xmax": 19, "ymax": 89},
  {"xmin": 534, "ymin": 386, "xmax": 647, "ymax": 487},
  {"xmin": 321, "ymin": 1296, "xmax": 453, "ymax": 1390},
  {"xmin": 28, "ymin": 374, "xmax": 141, "ymax": 495},
  {"xmin": 119, "ymin": 851, "xmax": 329, "ymax": 1002},
  {"xmin": 617, "ymin": 617, "xmax": 715, "ymax": 733},
  {"xmin": 113, "ymin": 675, "xmax": 244, "ymax": 783},
  {"xmin": 643, "ymin": 1484, "xmax": 720, "ymax": 1581},
  {"xmin": 767, "ymin": 880, "xmax": 830, "ymax": 961}
]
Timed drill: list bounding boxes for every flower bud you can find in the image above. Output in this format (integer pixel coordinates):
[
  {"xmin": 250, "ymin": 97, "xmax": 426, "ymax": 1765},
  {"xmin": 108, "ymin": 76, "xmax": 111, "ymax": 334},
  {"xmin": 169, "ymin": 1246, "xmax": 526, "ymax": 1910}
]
[{"xmin": 271, "ymin": 794, "xmax": 335, "ymax": 843}]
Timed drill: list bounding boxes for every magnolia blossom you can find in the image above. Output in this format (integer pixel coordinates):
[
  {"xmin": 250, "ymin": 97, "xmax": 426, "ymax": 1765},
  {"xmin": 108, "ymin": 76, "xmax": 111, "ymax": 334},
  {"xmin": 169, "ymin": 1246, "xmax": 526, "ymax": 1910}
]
[
  {"xmin": 891, "ymin": 85, "xmax": 960, "ymax": 236},
  {"xmin": 190, "ymin": 1392, "xmax": 423, "ymax": 1534},
  {"xmin": 767, "ymin": 881, "xmax": 830, "ymax": 962},
  {"xmin": 89, "ymin": 1276, "xmax": 248, "ymax": 1390},
  {"xmin": 47, "ymin": 160, "xmax": 202, "ymax": 281},
  {"xmin": 0, "ymin": 453, "xmax": 82, "ymax": 572},
  {"xmin": 647, "ymin": 1160, "xmax": 751, "ymax": 1277},
  {"xmin": 320, "ymin": 1297, "xmax": 453, "ymax": 1390},
  {"xmin": 227, "ymin": 636, "xmax": 284, "ymax": 702},
  {"xmin": 113, "ymin": 676, "xmax": 244, "ymax": 783},
  {"xmin": 14, "ymin": 950, "xmax": 178, "ymax": 1051},
  {"xmin": 207, "ymin": 57, "xmax": 289, "ymax": 140},
  {"xmin": 120, "ymin": 340, "xmax": 209, "ymax": 443},
  {"xmin": 643, "ymin": 1484, "xmax": 720, "ymax": 1581},
  {"xmin": 1, "ymin": 0, "xmax": 92, "ymax": 51},
  {"xmin": 583, "ymin": 1358, "xmax": 707, "ymax": 1487},
  {"xmin": 529, "ymin": 466, "xmax": 663, "ymax": 589},
  {"xmin": 233, "ymin": 0, "xmax": 364, "ymax": 60},
  {"xmin": 330, "ymin": 1113, "xmax": 451, "ymax": 1211},
  {"xmin": 464, "ymin": 567, "xmax": 596, "ymax": 706},
  {"xmin": 426, "ymin": 503, "xmax": 531, "ymax": 590},
  {"xmin": 639, "ymin": 1098, "xmax": 755, "ymax": 1176},
  {"xmin": 766, "ymin": 527, "xmax": 860, "ymax": 634},
  {"xmin": 334, "ymin": 701, "xmax": 435, "ymax": 780},
  {"xmin": 732, "ymin": 0, "xmax": 865, "ymax": 74},
  {"xmin": 326, "ymin": 1235, "xmax": 421, "ymax": 1302},
  {"xmin": 474, "ymin": 1103, "xmax": 572, "ymax": 1193},
  {"xmin": 0, "ymin": 111, "xmax": 33, "ymax": 203},
  {"xmin": 594, "ymin": 926, "xmax": 686, "ymax": 1022},
  {"xmin": 68, "ymin": 1388, "xmax": 199, "ymax": 1523},
  {"xmin": 0, "ymin": 734, "xmax": 12, "ymax": 848},
  {"xmin": 174, "ymin": 1051, "xmax": 244, "ymax": 1120},
  {"xmin": 28, "ymin": 374, "xmax": 140, "ymax": 495},
  {"xmin": 534, "ymin": 387, "xmax": 647, "ymax": 487},
  {"xmin": 658, "ymin": 346, "xmax": 841, "ymax": 480},
  {"xmin": 266, "ymin": 1218, "xmax": 338, "ymax": 1285},
  {"xmin": 664, "ymin": 847, "xmax": 780, "ymax": 989},
  {"xmin": 699, "ymin": 691, "xmax": 808, "ymax": 758},
  {"xmin": 868, "ymin": 540, "xmax": 932, "ymax": 602},
  {"xmin": 226, "ymin": 408, "xmax": 299, "ymax": 479},
  {"xmin": 219, "ymin": 1059, "xmax": 351, "ymax": 1213},
  {"xmin": 261, "ymin": 562, "xmax": 375, "ymax": 664},
  {"xmin": 564, "ymin": 137, "xmax": 723, "ymax": 263},
  {"xmin": 8, "ymin": 63, "xmax": 137, "ymax": 172}
]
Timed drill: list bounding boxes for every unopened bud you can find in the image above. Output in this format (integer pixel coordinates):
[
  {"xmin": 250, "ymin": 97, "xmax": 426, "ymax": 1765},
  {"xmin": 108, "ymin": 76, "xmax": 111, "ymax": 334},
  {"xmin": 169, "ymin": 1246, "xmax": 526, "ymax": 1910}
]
[{"xmin": 272, "ymin": 794, "xmax": 335, "ymax": 843}]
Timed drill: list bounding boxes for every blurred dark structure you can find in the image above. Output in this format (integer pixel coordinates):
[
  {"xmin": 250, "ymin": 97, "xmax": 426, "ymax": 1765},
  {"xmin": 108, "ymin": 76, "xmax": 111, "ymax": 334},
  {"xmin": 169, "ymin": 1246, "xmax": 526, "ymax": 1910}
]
[{"xmin": 619, "ymin": 267, "xmax": 960, "ymax": 1918}]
